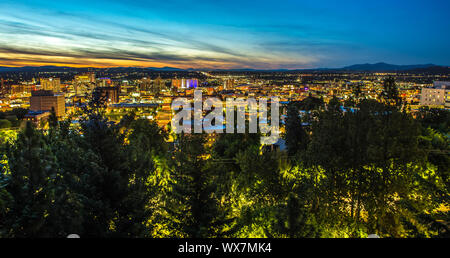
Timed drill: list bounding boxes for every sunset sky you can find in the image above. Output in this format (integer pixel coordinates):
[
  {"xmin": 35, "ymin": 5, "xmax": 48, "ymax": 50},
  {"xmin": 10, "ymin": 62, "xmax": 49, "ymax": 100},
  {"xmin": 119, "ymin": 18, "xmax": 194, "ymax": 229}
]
[{"xmin": 0, "ymin": 0, "xmax": 449, "ymax": 69}]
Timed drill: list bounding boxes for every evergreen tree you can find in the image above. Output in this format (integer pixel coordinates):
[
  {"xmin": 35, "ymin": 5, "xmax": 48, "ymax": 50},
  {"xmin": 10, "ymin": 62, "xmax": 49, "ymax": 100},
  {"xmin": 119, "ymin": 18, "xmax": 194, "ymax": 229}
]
[
  {"xmin": 284, "ymin": 104, "xmax": 308, "ymax": 157},
  {"xmin": 1, "ymin": 122, "xmax": 82, "ymax": 237},
  {"xmin": 166, "ymin": 133, "xmax": 235, "ymax": 237},
  {"xmin": 270, "ymin": 193, "xmax": 320, "ymax": 238},
  {"xmin": 379, "ymin": 77, "xmax": 401, "ymax": 107}
]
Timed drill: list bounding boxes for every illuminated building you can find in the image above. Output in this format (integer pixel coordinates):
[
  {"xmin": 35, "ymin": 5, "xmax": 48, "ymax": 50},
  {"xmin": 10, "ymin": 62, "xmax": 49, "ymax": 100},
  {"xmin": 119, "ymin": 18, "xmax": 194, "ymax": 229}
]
[
  {"xmin": 224, "ymin": 78, "xmax": 235, "ymax": 90},
  {"xmin": 172, "ymin": 78, "xmax": 198, "ymax": 89},
  {"xmin": 30, "ymin": 90, "xmax": 65, "ymax": 117},
  {"xmin": 24, "ymin": 110, "xmax": 51, "ymax": 124},
  {"xmin": 420, "ymin": 81, "xmax": 450, "ymax": 108},
  {"xmin": 40, "ymin": 77, "xmax": 61, "ymax": 92},
  {"xmin": 144, "ymin": 75, "xmax": 166, "ymax": 94},
  {"xmin": 74, "ymin": 73, "xmax": 96, "ymax": 95},
  {"xmin": 139, "ymin": 77, "xmax": 152, "ymax": 91},
  {"xmin": 74, "ymin": 72, "xmax": 96, "ymax": 83},
  {"xmin": 10, "ymin": 84, "xmax": 33, "ymax": 94},
  {"xmin": 95, "ymin": 87, "xmax": 119, "ymax": 103},
  {"xmin": 97, "ymin": 78, "xmax": 112, "ymax": 87},
  {"xmin": 171, "ymin": 78, "xmax": 181, "ymax": 88}
]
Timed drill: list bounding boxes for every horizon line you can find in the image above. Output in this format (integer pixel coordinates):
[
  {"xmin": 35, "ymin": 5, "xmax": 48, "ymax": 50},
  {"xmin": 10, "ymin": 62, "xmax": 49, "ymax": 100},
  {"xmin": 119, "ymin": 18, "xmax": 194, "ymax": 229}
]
[{"xmin": 0, "ymin": 62, "xmax": 448, "ymax": 71}]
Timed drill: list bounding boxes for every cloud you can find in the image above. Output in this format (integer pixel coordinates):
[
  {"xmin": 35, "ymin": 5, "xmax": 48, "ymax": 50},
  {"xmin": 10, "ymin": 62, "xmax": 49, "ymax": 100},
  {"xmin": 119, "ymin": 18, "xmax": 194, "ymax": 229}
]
[{"xmin": 0, "ymin": 4, "xmax": 328, "ymax": 69}]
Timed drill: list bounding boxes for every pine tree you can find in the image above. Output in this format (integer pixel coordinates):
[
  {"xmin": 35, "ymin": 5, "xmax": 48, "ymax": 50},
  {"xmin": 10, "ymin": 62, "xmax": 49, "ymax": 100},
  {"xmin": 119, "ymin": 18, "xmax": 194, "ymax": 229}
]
[
  {"xmin": 284, "ymin": 104, "xmax": 308, "ymax": 157},
  {"xmin": 1, "ymin": 122, "xmax": 81, "ymax": 237},
  {"xmin": 271, "ymin": 193, "xmax": 320, "ymax": 238},
  {"xmin": 166, "ymin": 133, "xmax": 235, "ymax": 237},
  {"xmin": 379, "ymin": 77, "xmax": 401, "ymax": 107}
]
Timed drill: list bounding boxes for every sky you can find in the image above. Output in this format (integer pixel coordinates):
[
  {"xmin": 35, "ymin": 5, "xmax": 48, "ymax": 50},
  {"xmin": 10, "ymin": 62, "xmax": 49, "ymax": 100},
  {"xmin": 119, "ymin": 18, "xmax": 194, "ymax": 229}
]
[{"xmin": 0, "ymin": 0, "xmax": 448, "ymax": 69}]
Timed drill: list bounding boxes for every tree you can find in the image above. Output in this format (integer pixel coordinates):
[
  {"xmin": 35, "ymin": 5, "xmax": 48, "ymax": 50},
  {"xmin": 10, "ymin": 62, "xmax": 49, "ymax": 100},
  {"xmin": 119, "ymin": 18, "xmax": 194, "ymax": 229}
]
[
  {"xmin": 270, "ymin": 193, "xmax": 320, "ymax": 238},
  {"xmin": 48, "ymin": 107, "xmax": 58, "ymax": 128},
  {"xmin": 75, "ymin": 100, "xmax": 158, "ymax": 237},
  {"xmin": 1, "ymin": 122, "xmax": 82, "ymax": 237},
  {"xmin": 379, "ymin": 77, "xmax": 401, "ymax": 107},
  {"xmin": 284, "ymin": 104, "xmax": 308, "ymax": 157},
  {"xmin": 0, "ymin": 119, "xmax": 12, "ymax": 129},
  {"xmin": 166, "ymin": 133, "xmax": 235, "ymax": 237},
  {"xmin": 10, "ymin": 108, "xmax": 28, "ymax": 120},
  {"xmin": 417, "ymin": 107, "xmax": 449, "ymax": 133}
]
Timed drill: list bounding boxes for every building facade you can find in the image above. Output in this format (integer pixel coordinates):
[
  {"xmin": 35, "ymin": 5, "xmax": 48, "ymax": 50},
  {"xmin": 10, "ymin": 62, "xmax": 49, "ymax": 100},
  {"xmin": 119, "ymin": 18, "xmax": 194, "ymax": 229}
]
[
  {"xmin": 40, "ymin": 77, "xmax": 61, "ymax": 93},
  {"xmin": 30, "ymin": 90, "xmax": 65, "ymax": 117},
  {"xmin": 420, "ymin": 81, "xmax": 450, "ymax": 108}
]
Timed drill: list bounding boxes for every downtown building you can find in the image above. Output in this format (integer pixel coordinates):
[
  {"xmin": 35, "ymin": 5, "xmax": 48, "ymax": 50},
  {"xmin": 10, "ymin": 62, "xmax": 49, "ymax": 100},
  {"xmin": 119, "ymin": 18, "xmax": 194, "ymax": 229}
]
[
  {"xmin": 420, "ymin": 81, "xmax": 450, "ymax": 108},
  {"xmin": 74, "ymin": 72, "xmax": 96, "ymax": 95},
  {"xmin": 30, "ymin": 90, "xmax": 65, "ymax": 117},
  {"xmin": 94, "ymin": 86, "xmax": 119, "ymax": 103},
  {"xmin": 40, "ymin": 77, "xmax": 61, "ymax": 93},
  {"xmin": 171, "ymin": 78, "xmax": 198, "ymax": 89}
]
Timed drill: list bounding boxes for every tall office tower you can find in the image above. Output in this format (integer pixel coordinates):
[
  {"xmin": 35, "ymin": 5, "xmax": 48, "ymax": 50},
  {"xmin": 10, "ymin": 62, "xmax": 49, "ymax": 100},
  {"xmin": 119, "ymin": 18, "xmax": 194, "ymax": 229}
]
[
  {"xmin": 74, "ymin": 72, "xmax": 96, "ymax": 84},
  {"xmin": 0, "ymin": 78, "xmax": 11, "ymax": 96},
  {"xmin": 153, "ymin": 74, "xmax": 166, "ymax": 93},
  {"xmin": 420, "ymin": 81, "xmax": 450, "ymax": 108},
  {"xmin": 185, "ymin": 79, "xmax": 198, "ymax": 88},
  {"xmin": 40, "ymin": 77, "xmax": 61, "ymax": 92},
  {"xmin": 139, "ymin": 77, "xmax": 152, "ymax": 91},
  {"xmin": 97, "ymin": 78, "xmax": 112, "ymax": 87},
  {"xmin": 94, "ymin": 87, "xmax": 119, "ymax": 103},
  {"xmin": 171, "ymin": 78, "xmax": 198, "ymax": 89},
  {"xmin": 171, "ymin": 78, "xmax": 182, "ymax": 89},
  {"xmin": 74, "ymin": 73, "xmax": 96, "ymax": 95},
  {"xmin": 87, "ymin": 72, "xmax": 96, "ymax": 83},
  {"xmin": 224, "ymin": 78, "xmax": 235, "ymax": 90},
  {"xmin": 0, "ymin": 78, "xmax": 4, "ymax": 95},
  {"xmin": 30, "ymin": 90, "xmax": 65, "ymax": 117}
]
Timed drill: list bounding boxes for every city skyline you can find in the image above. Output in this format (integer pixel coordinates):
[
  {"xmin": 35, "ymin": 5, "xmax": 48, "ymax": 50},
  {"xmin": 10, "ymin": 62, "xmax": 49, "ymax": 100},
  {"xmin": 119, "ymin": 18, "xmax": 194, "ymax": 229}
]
[{"xmin": 0, "ymin": 0, "xmax": 449, "ymax": 69}]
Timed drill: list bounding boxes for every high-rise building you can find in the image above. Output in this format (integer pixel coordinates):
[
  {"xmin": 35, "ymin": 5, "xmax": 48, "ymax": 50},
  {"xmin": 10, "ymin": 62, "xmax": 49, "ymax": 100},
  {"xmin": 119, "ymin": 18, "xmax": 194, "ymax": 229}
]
[
  {"xmin": 171, "ymin": 78, "xmax": 182, "ymax": 89},
  {"xmin": 30, "ymin": 90, "xmax": 65, "ymax": 117},
  {"xmin": 95, "ymin": 87, "xmax": 119, "ymax": 103},
  {"xmin": 74, "ymin": 73, "xmax": 96, "ymax": 95},
  {"xmin": 224, "ymin": 78, "xmax": 235, "ymax": 90},
  {"xmin": 10, "ymin": 84, "xmax": 33, "ymax": 94},
  {"xmin": 0, "ymin": 78, "xmax": 8, "ymax": 95},
  {"xmin": 40, "ymin": 77, "xmax": 61, "ymax": 92},
  {"xmin": 139, "ymin": 77, "xmax": 152, "ymax": 91},
  {"xmin": 420, "ymin": 81, "xmax": 450, "ymax": 108},
  {"xmin": 74, "ymin": 72, "xmax": 96, "ymax": 83},
  {"xmin": 152, "ymin": 74, "xmax": 166, "ymax": 93},
  {"xmin": 97, "ymin": 77, "xmax": 112, "ymax": 87},
  {"xmin": 171, "ymin": 78, "xmax": 198, "ymax": 89}
]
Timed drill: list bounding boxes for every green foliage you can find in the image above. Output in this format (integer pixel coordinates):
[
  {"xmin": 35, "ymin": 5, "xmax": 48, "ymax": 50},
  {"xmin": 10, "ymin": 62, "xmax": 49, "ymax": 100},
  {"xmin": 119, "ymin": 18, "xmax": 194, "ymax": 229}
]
[
  {"xmin": 0, "ymin": 108, "xmax": 28, "ymax": 128},
  {"xmin": 48, "ymin": 107, "xmax": 58, "ymax": 128},
  {"xmin": 0, "ymin": 120, "xmax": 12, "ymax": 129},
  {"xmin": 269, "ymin": 193, "xmax": 320, "ymax": 238},
  {"xmin": 417, "ymin": 107, "xmax": 449, "ymax": 134},
  {"xmin": 284, "ymin": 104, "xmax": 308, "ymax": 157},
  {"xmin": 0, "ymin": 101, "xmax": 160, "ymax": 237},
  {"xmin": 165, "ymin": 133, "xmax": 236, "ymax": 238},
  {"xmin": 0, "ymin": 90, "xmax": 448, "ymax": 238}
]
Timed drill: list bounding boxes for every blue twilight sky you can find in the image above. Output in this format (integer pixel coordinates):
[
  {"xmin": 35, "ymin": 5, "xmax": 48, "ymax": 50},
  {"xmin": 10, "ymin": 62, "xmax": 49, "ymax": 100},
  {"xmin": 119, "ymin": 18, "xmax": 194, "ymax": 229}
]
[{"xmin": 0, "ymin": 0, "xmax": 448, "ymax": 69}]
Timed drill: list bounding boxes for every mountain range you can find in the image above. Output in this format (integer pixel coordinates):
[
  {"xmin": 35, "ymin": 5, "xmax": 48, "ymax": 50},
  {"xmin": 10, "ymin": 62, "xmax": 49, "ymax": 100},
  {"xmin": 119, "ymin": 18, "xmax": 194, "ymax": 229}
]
[
  {"xmin": 0, "ymin": 62, "xmax": 448, "ymax": 73},
  {"xmin": 338, "ymin": 62, "xmax": 438, "ymax": 71}
]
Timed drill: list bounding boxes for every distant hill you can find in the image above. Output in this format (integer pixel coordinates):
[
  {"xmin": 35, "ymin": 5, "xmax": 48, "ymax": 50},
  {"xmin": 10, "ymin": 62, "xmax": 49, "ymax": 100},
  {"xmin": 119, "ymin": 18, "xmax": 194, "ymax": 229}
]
[
  {"xmin": 405, "ymin": 65, "xmax": 450, "ymax": 74},
  {"xmin": 146, "ymin": 66, "xmax": 185, "ymax": 71},
  {"xmin": 0, "ymin": 63, "xmax": 448, "ymax": 73},
  {"xmin": 338, "ymin": 62, "xmax": 437, "ymax": 71},
  {"xmin": 0, "ymin": 66, "xmax": 79, "ymax": 72}
]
